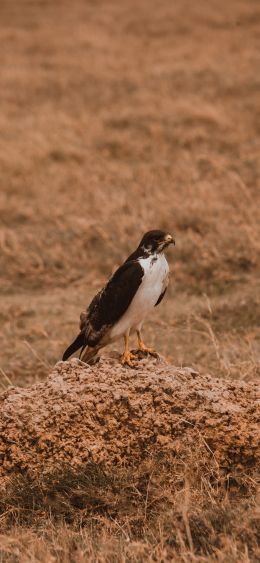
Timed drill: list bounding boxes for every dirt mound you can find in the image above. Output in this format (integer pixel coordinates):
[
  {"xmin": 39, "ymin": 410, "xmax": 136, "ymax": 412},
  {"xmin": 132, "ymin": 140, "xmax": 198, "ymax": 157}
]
[{"xmin": 0, "ymin": 356, "xmax": 259, "ymax": 480}]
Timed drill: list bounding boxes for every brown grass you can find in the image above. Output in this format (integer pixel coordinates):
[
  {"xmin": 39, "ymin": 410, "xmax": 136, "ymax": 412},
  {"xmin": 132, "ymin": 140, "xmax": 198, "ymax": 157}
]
[
  {"xmin": 0, "ymin": 0, "xmax": 259, "ymax": 559},
  {"xmin": 1, "ymin": 454, "xmax": 259, "ymax": 562}
]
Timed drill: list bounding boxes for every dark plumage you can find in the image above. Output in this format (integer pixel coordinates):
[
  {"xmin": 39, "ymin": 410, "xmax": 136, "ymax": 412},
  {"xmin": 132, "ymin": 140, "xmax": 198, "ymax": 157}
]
[
  {"xmin": 62, "ymin": 230, "xmax": 175, "ymax": 366},
  {"xmin": 63, "ymin": 261, "xmax": 144, "ymax": 360}
]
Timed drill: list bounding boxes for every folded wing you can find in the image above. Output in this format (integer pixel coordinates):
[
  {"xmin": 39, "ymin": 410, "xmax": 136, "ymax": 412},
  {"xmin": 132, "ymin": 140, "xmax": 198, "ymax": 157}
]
[{"xmin": 80, "ymin": 259, "xmax": 144, "ymax": 347}]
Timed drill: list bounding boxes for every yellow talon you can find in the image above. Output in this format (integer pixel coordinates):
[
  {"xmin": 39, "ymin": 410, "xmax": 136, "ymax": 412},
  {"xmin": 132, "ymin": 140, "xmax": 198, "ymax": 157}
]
[
  {"xmin": 136, "ymin": 330, "xmax": 159, "ymax": 357},
  {"xmin": 121, "ymin": 334, "xmax": 136, "ymax": 367},
  {"xmin": 121, "ymin": 351, "xmax": 135, "ymax": 368}
]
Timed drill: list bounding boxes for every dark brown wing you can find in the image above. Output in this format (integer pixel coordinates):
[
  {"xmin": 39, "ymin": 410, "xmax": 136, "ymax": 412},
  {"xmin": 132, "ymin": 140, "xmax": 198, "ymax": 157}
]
[{"xmin": 80, "ymin": 260, "xmax": 144, "ymax": 347}]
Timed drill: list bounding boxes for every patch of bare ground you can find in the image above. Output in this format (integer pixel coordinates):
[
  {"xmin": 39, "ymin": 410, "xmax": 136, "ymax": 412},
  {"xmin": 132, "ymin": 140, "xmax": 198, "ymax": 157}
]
[{"xmin": 0, "ymin": 358, "xmax": 259, "ymax": 561}]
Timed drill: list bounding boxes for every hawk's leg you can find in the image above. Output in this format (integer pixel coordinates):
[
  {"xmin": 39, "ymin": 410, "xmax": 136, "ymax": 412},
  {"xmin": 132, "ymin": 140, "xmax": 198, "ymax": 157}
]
[
  {"xmin": 121, "ymin": 333, "xmax": 136, "ymax": 367},
  {"xmin": 136, "ymin": 329, "xmax": 159, "ymax": 358}
]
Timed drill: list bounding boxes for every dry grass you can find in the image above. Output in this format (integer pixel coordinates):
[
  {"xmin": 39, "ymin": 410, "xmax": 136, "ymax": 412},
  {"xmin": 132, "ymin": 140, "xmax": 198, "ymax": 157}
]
[
  {"xmin": 0, "ymin": 453, "xmax": 259, "ymax": 562},
  {"xmin": 0, "ymin": 0, "xmax": 260, "ymax": 559}
]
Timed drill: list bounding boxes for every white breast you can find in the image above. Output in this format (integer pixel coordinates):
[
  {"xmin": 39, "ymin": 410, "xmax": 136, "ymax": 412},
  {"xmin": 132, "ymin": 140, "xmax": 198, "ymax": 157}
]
[{"xmin": 109, "ymin": 253, "xmax": 169, "ymax": 340}]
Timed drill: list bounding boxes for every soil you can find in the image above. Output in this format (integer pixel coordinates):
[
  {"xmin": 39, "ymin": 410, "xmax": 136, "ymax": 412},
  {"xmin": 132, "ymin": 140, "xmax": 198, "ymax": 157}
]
[{"xmin": 1, "ymin": 356, "xmax": 259, "ymax": 480}]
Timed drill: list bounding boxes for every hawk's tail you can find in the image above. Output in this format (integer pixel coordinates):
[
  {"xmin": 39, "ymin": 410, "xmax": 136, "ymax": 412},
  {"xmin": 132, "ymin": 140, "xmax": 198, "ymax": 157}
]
[{"xmin": 62, "ymin": 332, "xmax": 85, "ymax": 361}]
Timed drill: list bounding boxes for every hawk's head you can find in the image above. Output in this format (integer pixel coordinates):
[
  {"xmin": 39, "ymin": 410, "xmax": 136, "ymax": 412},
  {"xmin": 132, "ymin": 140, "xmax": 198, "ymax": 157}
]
[{"xmin": 139, "ymin": 230, "xmax": 175, "ymax": 254}]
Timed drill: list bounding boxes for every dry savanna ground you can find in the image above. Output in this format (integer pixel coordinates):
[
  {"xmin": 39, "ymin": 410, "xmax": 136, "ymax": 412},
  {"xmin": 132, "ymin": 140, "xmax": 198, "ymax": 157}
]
[{"xmin": 0, "ymin": 0, "xmax": 259, "ymax": 561}]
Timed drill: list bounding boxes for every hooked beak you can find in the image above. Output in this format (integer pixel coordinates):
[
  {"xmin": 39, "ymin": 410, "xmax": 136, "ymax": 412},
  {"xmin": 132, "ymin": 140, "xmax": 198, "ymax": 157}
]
[{"xmin": 164, "ymin": 234, "xmax": 175, "ymax": 246}]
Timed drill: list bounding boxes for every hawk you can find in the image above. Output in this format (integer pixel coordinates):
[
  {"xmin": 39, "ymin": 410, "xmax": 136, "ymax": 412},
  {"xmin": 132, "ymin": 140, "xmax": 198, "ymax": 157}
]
[{"xmin": 62, "ymin": 230, "xmax": 175, "ymax": 367}]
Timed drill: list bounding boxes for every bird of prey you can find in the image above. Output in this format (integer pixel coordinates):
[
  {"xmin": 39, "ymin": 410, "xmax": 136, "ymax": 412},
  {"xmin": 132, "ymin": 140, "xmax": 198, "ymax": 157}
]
[{"xmin": 62, "ymin": 230, "xmax": 175, "ymax": 367}]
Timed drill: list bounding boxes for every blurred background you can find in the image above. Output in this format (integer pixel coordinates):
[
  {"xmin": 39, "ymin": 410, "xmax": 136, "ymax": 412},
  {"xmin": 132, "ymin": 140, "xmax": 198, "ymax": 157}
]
[{"xmin": 0, "ymin": 0, "xmax": 259, "ymax": 387}]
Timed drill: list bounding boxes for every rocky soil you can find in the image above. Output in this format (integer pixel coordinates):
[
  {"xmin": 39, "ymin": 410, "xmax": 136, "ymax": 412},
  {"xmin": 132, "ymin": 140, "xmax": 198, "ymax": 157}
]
[{"xmin": 1, "ymin": 356, "xmax": 259, "ymax": 481}]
